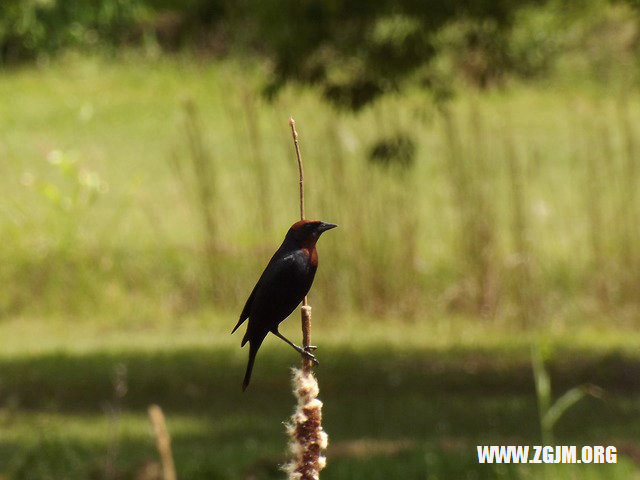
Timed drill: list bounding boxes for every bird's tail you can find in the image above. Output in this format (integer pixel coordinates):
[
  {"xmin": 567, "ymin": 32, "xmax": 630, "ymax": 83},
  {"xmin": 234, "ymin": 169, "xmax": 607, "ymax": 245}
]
[{"xmin": 242, "ymin": 338, "xmax": 262, "ymax": 391}]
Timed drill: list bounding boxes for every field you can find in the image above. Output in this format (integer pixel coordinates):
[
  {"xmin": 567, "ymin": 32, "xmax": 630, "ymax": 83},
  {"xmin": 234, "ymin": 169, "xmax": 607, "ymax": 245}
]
[
  {"xmin": 2, "ymin": 313, "xmax": 640, "ymax": 479},
  {"xmin": 1, "ymin": 54, "xmax": 639, "ymax": 478}
]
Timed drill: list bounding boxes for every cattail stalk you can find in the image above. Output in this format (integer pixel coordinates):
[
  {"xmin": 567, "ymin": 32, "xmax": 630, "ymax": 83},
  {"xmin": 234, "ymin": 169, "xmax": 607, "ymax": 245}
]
[
  {"xmin": 289, "ymin": 117, "xmax": 312, "ymax": 370},
  {"xmin": 148, "ymin": 404, "xmax": 177, "ymax": 480},
  {"xmin": 285, "ymin": 117, "xmax": 328, "ymax": 479},
  {"xmin": 290, "ymin": 117, "xmax": 305, "ymax": 221}
]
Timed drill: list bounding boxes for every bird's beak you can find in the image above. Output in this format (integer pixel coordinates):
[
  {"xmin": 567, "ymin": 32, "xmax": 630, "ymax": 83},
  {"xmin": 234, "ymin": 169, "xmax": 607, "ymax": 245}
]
[{"xmin": 319, "ymin": 222, "xmax": 338, "ymax": 232}]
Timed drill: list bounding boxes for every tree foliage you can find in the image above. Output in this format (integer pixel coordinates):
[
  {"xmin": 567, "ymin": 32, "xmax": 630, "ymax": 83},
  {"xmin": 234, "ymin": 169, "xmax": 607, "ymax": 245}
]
[
  {"xmin": 2, "ymin": 0, "xmax": 638, "ymax": 109},
  {"xmin": 253, "ymin": 0, "xmax": 552, "ymax": 109}
]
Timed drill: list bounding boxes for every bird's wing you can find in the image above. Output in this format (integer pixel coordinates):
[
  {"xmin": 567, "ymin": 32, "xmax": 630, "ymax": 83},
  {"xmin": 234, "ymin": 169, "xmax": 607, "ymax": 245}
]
[
  {"xmin": 232, "ymin": 248, "xmax": 296, "ymax": 335},
  {"xmin": 247, "ymin": 251, "xmax": 313, "ymax": 324},
  {"xmin": 232, "ymin": 282, "xmax": 258, "ymax": 334}
]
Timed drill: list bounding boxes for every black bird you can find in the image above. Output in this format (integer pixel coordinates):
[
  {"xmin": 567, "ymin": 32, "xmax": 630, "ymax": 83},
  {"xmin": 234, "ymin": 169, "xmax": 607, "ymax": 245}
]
[{"xmin": 232, "ymin": 220, "xmax": 337, "ymax": 390}]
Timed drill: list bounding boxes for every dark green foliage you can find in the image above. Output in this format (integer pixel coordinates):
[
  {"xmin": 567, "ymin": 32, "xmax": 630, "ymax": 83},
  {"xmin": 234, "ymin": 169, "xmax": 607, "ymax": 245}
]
[
  {"xmin": 2, "ymin": 0, "xmax": 638, "ymax": 108},
  {"xmin": 368, "ymin": 134, "xmax": 416, "ymax": 169},
  {"xmin": 0, "ymin": 0, "xmax": 230, "ymax": 63},
  {"xmin": 0, "ymin": 0, "xmax": 144, "ymax": 62},
  {"xmin": 253, "ymin": 0, "xmax": 538, "ymax": 109}
]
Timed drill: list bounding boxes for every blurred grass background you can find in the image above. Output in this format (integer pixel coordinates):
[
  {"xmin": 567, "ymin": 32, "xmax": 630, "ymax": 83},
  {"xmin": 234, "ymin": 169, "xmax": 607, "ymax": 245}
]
[
  {"xmin": 1, "ymin": 0, "xmax": 640, "ymax": 478},
  {"xmin": 2, "ymin": 55, "xmax": 639, "ymax": 326}
]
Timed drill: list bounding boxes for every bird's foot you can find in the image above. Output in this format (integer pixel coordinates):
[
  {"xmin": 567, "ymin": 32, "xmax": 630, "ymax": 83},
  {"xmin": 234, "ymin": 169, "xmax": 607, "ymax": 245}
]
[
  {"xmin": 304, "ymin": 345, "xmax": 318, "ymax": 352},
  {"xmin": 302, "ymin": 349, "xmax": 319, "ymax": 365}
]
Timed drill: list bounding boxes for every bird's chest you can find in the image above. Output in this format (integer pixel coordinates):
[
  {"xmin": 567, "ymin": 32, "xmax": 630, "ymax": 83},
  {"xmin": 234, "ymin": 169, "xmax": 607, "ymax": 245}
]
[{"xmin": 302, "ymin": 246, "xmax": 318, "ymax": 267}]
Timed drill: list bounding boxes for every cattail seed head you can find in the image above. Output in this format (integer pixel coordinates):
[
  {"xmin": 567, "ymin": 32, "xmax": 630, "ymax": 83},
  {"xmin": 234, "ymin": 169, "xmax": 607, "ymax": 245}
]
[{"xmin": 284, "ymin": 368, "xmax": 328, "ymax": 480}]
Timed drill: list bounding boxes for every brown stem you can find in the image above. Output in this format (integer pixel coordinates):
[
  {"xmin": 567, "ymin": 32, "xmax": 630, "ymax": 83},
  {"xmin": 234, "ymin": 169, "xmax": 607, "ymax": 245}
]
[
  {"xmin": 148, "ymin": 404, "xmax": 177, "ymax": 480},
  {"xmin": 301, "ymin": 305, "xmax": 313, "ymax": 372},
  {"xmin": 289, "ymin": 117, "xmax": 305, "ymax": 221},
  {"xmin": 285, "ymin": 118, "xmax": 327, "ymax": 480},
  {"xmin": 289, "ymin": 117, "xmax": 312, "ymax": 370}
]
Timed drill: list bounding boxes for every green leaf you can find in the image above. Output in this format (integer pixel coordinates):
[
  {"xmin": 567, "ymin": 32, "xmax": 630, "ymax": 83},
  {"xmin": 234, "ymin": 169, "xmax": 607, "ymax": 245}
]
[{"xmin": 543, "ymin": 387, "xmax": 588, "ymax": 432}]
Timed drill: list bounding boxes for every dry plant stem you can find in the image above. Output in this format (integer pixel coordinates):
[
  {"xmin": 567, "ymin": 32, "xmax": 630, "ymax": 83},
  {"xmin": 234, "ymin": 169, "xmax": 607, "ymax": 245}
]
[
  {"xmin": 148, "ymin": 404, "xmax": 177, "ymax": 480},
  {"xmin": 289, "ymin": 117, "xmax": 312, "ymax": 371},
  {"xmin": 301, "ymin": 305, "xmax": 313, "ymax": 372},
  {"xmin": 289, "ymin": 117, "xmax": 305, "ymax": 220},
  {"xmin": 285, "ymin": 118, "xmax": 327, "ymax": 479}
]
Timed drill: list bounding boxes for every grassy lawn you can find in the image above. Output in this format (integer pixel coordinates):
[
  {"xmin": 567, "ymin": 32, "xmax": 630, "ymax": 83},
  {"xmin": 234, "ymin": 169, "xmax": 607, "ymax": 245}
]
[{"xmin": 1, "ymin": 312, "xmax": 640, "ymax": 478}]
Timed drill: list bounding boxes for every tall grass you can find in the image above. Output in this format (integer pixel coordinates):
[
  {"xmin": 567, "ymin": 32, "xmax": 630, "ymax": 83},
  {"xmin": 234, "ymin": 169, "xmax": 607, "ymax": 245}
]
[
  {"xmin": 616, "ymin": 98, "xmax": 640, "ymax": 302},
  {"xmin": 1, "ymin": 56, "xmax": 640, "ymax": 326},
  {"xmin": 503, "ymin": 112, "xmax": 538, "ymax": 326},
  {"xmin": 440, "ymin": 104, "xmax": 499, "ymax": 317}
]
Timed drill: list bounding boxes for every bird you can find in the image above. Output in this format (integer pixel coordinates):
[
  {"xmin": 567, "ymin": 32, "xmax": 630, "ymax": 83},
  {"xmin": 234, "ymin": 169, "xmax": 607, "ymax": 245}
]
[{"xmin": 232, "ymin": 219, "xmax": 337, "ymax": 391}]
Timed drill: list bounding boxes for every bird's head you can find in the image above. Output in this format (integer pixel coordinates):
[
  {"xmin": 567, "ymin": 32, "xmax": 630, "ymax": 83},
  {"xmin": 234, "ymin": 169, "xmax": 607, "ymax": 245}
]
[{"xmin": 286, "ymin": 220, "xmax": 338, "ymax": 246}]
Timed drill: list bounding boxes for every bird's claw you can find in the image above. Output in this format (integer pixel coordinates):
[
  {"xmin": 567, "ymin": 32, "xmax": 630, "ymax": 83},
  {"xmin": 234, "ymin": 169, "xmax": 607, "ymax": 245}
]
[
  {"xmin": 304, "ymin": 345, "xmax": 318, "ymax": 352},
  {"xmin": 302, "ymin": 349, "xmax": 319, "ymax": 365}
]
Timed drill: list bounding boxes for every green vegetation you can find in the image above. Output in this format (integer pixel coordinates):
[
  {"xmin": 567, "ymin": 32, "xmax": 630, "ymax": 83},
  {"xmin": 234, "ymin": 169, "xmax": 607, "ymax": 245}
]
[
  {"xmin": 1, "ymin": 54, "xmax": 639, "ymax": 322},
  {"xmin": 1, "ymin": 313, "xmax": 639, "ymax": 478},
  {"xmin": 3, "ymin": 1, "xmax": 638, "ymax": 108},
  {"xmin": 1, "ymin": 3, "xmax": 640, "ymax": 475}
]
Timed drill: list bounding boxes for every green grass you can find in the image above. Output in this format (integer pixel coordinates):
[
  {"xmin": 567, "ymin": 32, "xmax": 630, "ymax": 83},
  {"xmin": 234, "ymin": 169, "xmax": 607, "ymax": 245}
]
[{"xmin": 1, "ymin": 311, "xmax": 640, "ymax": 478}]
